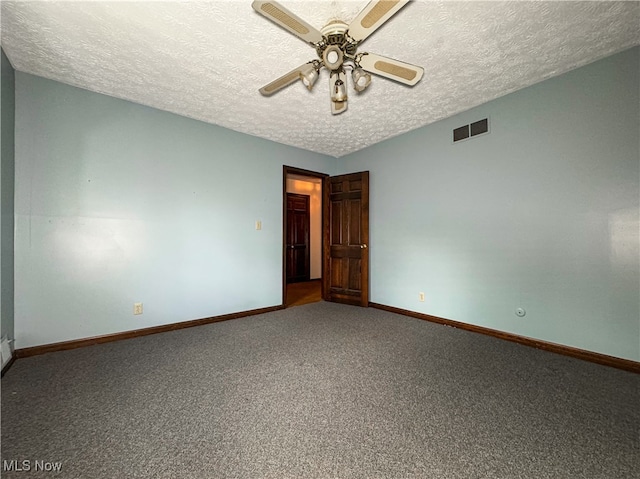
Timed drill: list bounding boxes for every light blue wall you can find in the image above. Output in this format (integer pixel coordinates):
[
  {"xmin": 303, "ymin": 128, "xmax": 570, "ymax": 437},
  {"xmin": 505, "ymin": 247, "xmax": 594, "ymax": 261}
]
[
  {"xmin": 339, "ymin": 47, "xmax": 640, "ymax": 361},
  {"xmin": 13, "ymin": 48, "xmax": 640, "ymax": 361},
  {"xmin": 1, "ymin": 49, "xmax": 15, "ymax": 344},
  {"xmin": 14, "ymin": 73, "xmax": 336, "ymax": 348}
]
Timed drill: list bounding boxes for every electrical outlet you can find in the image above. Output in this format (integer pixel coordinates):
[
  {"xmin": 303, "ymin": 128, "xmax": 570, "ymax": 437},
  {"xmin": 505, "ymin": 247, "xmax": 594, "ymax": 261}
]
[
  {"xmin": 134, "ymin": 303, "xmax": 143, "ymax": 315},
  {"xmin": 419, "ymin": 292, "xmax": 425, "ymax": 302}
]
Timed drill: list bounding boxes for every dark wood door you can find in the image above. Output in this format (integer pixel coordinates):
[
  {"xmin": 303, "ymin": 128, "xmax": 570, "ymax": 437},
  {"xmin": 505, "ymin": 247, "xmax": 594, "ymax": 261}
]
[
  {"xmin": 323, "ymin": 171, "xmax": 369, "ymax": 306},
  {"xmin": 286, "ymin": 193, "xmax": 310, "ymax": 283}
]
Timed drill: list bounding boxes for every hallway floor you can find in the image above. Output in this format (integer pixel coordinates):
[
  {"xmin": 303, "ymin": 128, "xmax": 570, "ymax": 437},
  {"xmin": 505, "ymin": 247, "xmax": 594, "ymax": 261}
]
[{"xmin": 286, "ymin": 279, "xmax": 322, "ymax": 307}]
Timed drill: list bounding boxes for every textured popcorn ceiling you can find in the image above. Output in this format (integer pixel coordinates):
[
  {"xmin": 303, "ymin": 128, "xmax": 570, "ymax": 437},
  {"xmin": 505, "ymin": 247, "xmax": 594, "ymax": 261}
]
[{"xmin": 2, "ymin": 1, "xmax": 639, "ymax": 157}]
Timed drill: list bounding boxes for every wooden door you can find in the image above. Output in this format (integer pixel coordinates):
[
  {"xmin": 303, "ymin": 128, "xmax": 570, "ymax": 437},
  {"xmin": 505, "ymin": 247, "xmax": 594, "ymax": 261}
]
[
  {"xmin": 286, "ymin": 193, "xmax": 310, "ymax": 283},
  {"xmin": 323, "ymin": 171, "xmax": 369, "ymax": 306}
]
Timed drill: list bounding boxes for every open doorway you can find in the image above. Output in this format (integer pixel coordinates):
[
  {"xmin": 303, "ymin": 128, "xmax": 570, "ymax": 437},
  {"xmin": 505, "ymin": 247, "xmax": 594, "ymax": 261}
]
[
  {"xmin": 283, "ymin": 166, "xmax": 327, "ymax": 307},
  {"xmin": 282, "ymin": 166, "xmax": 370, "ymax": 308}
]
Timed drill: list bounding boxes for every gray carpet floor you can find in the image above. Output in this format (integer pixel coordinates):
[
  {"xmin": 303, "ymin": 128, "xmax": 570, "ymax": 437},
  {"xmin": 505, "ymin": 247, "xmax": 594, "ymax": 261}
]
[{"xmin": 2, "ymin": 301, "xmax": 639, "ymax": 478}]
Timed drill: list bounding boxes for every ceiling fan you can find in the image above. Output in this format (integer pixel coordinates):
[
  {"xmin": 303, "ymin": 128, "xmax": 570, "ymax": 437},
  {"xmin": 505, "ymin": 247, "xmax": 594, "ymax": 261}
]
[{"xmin": 252, "ymin": 0, "xmax": 424, "ymax": 115}]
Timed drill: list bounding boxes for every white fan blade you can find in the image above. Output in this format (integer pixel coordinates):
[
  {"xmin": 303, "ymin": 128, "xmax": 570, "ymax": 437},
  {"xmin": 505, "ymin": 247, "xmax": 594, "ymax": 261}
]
[
  {"xmin": 358, "ymin": 52, "xmax": 423, "ymax": 86},
  {"xmin": 259, "ymin": 63, "xmax": 310, "ymax": 96},
  {"xmin": 329, "ymin": 70, "xmax": 348, "ymax": 115},
  {"xmin": 347, "ymin": 0, "xmax": 411, "ymax": 43},
  {"xmin": 252, "ymin": 1, "xmax": 323, "ymax": 45}
]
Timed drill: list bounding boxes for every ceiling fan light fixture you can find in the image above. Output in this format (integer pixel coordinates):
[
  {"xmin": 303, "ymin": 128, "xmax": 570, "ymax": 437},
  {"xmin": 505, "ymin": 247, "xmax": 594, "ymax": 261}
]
[
  {"xmin": 332, "ymin": 78, "xmax": 348, "ymax": 102},
  {"xmin": 352, "ymin": 67, "xmax": 372, "ymax": 92},
  {"xmin": 300, "ymin": 62, "xmax": 320, "ymax": 91}
]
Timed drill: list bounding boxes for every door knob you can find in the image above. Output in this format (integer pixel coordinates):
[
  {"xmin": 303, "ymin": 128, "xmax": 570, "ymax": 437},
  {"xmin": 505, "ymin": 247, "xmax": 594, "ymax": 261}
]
[{"xmin": 360, "ymin": 244, "xmax": 367, "ymax": 249}]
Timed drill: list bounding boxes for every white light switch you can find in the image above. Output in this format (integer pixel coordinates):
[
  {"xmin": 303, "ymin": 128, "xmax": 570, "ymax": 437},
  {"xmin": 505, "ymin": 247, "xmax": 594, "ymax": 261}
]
[{"xmin": 255, "ymin": 220, "xmax": 262, "ymax": 230}]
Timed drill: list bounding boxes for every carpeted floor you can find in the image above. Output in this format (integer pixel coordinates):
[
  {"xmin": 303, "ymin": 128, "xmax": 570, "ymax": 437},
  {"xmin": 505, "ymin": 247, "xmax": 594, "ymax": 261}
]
[{"xmin": 2, "ymin": 302, "xmax": 639, "ymax": 478}]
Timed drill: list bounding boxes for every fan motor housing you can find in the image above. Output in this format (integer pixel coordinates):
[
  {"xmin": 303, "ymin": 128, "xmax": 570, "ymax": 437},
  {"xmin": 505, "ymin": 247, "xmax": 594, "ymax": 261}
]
[
  {"xmin": 319, "ymin": 21, "xmax": 357, "ymax": 57},
  {"xmin": 321, "ymin": 21, "xmax": 348, "ymax": 39}
]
